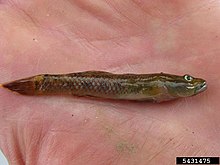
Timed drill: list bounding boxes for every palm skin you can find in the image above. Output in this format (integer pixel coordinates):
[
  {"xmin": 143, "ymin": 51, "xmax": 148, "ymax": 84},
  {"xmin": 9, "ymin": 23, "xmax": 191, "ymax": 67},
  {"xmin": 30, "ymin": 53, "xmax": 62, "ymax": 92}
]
[{"xmin": 0, "ymin": 0, "xmax": 219, "ymax": 165}]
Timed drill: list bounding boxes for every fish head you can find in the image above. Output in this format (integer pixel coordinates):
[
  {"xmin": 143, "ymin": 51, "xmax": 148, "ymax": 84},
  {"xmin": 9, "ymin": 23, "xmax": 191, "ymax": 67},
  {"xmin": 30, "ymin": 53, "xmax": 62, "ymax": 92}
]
[{"xmin": 166, "ymin": 74, "xmax": 207, "ymax": 98}]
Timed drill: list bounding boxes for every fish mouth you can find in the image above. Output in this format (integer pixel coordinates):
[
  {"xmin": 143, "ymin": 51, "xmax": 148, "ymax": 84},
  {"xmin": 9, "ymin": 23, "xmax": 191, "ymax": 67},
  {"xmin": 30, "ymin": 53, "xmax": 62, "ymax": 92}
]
[{"xmin": 195, "ymin": 81, "xmax": 207, "ymax": 94}]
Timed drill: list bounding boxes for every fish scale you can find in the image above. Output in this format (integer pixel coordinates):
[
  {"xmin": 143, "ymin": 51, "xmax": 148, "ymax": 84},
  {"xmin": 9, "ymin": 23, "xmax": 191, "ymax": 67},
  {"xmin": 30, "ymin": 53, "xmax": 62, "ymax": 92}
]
[{"xmin": 40, "ymin": 75, "xmax": 125, "ymax": 96}]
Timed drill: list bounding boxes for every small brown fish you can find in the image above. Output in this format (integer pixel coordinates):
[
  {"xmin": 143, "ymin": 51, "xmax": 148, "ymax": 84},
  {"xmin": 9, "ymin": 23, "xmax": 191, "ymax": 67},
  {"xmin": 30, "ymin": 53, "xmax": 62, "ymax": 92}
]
[{"xmin": 0, "ymin": 71, "xmax": 207, "ymax": 102}]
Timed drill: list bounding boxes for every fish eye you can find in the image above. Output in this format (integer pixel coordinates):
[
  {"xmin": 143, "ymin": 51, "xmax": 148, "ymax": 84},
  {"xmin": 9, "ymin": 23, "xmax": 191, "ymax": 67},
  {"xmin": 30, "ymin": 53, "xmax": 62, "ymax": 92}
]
[{"xmin": 184, "ymin": 74, "xmax": 193, "ymax": 82}]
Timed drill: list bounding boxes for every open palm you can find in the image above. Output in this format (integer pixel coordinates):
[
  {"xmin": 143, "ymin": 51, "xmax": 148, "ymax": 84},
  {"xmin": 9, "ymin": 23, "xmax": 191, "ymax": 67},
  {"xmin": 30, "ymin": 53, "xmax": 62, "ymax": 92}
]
[{"xmin": 0, "ymin": 1, "xmax": 219, "ymax": 164}]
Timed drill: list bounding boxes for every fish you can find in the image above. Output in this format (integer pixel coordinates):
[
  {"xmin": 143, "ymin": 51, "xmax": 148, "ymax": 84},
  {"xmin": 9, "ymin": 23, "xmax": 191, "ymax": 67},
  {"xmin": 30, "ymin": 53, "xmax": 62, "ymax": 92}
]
[{"xmin": 0, "ymin": 71, "xmax": 207, "ymax": 102}]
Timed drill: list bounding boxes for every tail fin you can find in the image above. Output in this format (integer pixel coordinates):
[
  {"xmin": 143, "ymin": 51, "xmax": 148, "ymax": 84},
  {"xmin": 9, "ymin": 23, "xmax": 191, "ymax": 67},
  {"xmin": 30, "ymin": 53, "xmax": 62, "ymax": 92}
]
[{"xmin": 2, "ymin": 77, "xmax": 36, "ymax": 95}]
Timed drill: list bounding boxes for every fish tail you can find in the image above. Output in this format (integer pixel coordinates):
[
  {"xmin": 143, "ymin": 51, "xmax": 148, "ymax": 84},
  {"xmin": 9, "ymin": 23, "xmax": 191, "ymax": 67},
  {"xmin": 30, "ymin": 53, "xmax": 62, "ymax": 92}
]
[{"xmin": 1, "ymin": 77, "xmax": 36, "ymax": 95}]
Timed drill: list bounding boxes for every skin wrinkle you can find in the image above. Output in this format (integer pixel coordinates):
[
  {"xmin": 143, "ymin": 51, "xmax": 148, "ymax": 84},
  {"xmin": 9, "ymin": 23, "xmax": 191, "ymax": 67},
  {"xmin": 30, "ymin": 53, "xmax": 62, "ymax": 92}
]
[
  {"xmin": 98, "ymin": 114, "xmax": 139, "ymax": 154},
  {"xmin": 115, "ymin": 133, "xmax": 138, "ymax": 155},
  {"xmin": 139, "ymin": 120, "xmax": 155, "ymax": 152},
  {"xmin": 103, "ymin": 0, "xmax": 150, "ymax": 35},
  {"xmin": 33, "ymin": 128, "xmax": 44, "ymax": 165},
  {"xmin": 111, "ymin": 40, "xmax": 127, "ymax": 48},
  {"xmin": 35, "ymin": 54, "xmax": 42, "ymax": 73},
  {"xmin": 97, "ymin": 113, "xmax": 142, "ymax": 160},
  {"xmin": 107, "ymin": 61, "xmax": 147, "ymax": 76},
  {"xmin": 123, "ymin": 63, "xmax": 136, "ymax": 73},
  {"xmin": 86, "ymin": 140, "xmax": 113, "ymax": 164},
  {"xmin": 144, "ymin": 134, "xmax": 185, "ymax": 164},
  {"xmin": 63, "ymin": 1, "xmax": 119, "ymax": 41},
  {"xmin": 79, "ymin": 148, "xmax": 99, "ymax": 165},
  {"xmin": 108, "ymin": 61, "xmax": 144, "ymax": 74},
  {"xmin": 79, "ymin": 136, "xmax": 115, "ymax": 164},
  {"xmin": 69, "ymin": 143, "xmax": 91, "ymax": 162},
  {"xmin": 176, "ymin": 106, "xmax": 220, "ymax": 147},
  {"xmin": 130, "ymin": 0, "xmax": 159, "ymax": 19},
  {"xmin": 56, "ymin": 1, "xmax": 149, "ymax": 42},
  {"xmin": 141, "ymin": 2, "xmax": 218, "ymax": 43},
  {"xmin": 55, "ymin": 25, "xmax": 100, "ymax": 53},
  {"xmin": 14, "ymin": 5, "xmax": 39, "ymax": 28},
  {"xmin": 192, "ymin": 131, "xmax": 220, "ymax": 151},
  {"xmin": 112, "ymin": 153, "xmax": 127, "ymax": 165},
  {"xmin": 90, "ymin": 100, "xmax": 149, "ymax": 116},
  {"xmin": 118, "ymin": 116, "xmax": 135, "ymax": 127},
  {"xmin": 105, "ymin": 155, "xmax": 120, "ymax": 165},
  {"xmin": 96, "ymin": 46, "xmax": 147, "ymax": 71},
  {"xmin": 99, "ymin": 108, "xmax": 137, "ymax": 130},
  {"xmin": 44, "ymin": 117, "xmax": 99, "ymax": 162},
  {"xmin": 169, "ymin": 0, "xmax": 217, "ymax": 25},
  {"xmin": 104, "ymin": 0, "xmax": 143, "ymax": 30},
  {"xmin": 147, "ymin": 138, "xmax": 174, "ymax": 163},
  {"xmin": 91, "ymin": 36, "xmax": 153, "ymax": 66},
  {"xmin": 86, "ymin": 31, "xmax": 147, "ymax": 42},
  {"xmin": 50, "ymin": 27, "xmax": 102, "ymax": 55},
  {"xmin": 100, "ymin": 142, "xmax": 122, "ymax": 165},
  {"xmin": 113, "ymin": 0, "xmax": 160, "ymax": 34},
  {"xmin": 9, "ymin": 127, "xmax": 25, "ymax": 165},
  {"xmin": 17, "ymin": 121, "xmax": 29, "ymax": 163},
  {"xmin": 10, "ymin": 3, "xmax": 149, "ymax": 61},
  {"xmin": 29, "ymin": 121, "xmax": 47, "ymax": 163},
  {"xmin": 78, "ymin": 38, "xmax": 101, "ymax": 54},
  {"xmin": 27, "ymin": 110, "xmax": 57, "ymax": 163},
  {"xmin": 113, "ymin": 149, "xmax": 130, "ymax": 164},
  {"xmin": 52, "ymin": 23, "xmax": 89, "ymax": 40},
  {"xmin": 42, "ymin": 135, "xmax": 58, "ymax": 160},
  {"xmin": 6, "ymin": 2, "xmax": 40, "ymax": 29},
  {"xmin": 16, "ymin": 1, "xmax": 64, "ymax": 29},
  {"xmin": 141, "ymin": 124, "xmax": 197, "ymax": 160},
  {"xmin": 109, "ymin": 153, "xmax": 122, "ymax": 165},
  {"xmin": 181, "ymin": 123, "xmax": 218, "ymax": 150},
  {"xmin": 175, "ymin": 133, "xmax": 217, "ymax": 156},
  {"xmin": 124, "ymin": 120, "xmax": 139, "ymax": 140},
  {"xmin": 46, "ymin": 27, "xmax": 76, "ymax": 43},
  {"xmin": 14, "ymin": 1, "xmax": 110, "ymax": 42},
  {"xmin": 70, "ymin": 0, "xmax": 120, "ymax": 32}
]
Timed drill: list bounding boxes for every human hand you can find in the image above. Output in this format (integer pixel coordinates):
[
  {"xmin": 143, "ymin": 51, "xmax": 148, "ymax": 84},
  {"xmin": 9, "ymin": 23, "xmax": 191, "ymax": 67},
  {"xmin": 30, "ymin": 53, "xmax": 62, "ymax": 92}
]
[{"xmin": 0, "ymin": 0, "xmax": 219, "ymax": 164}]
